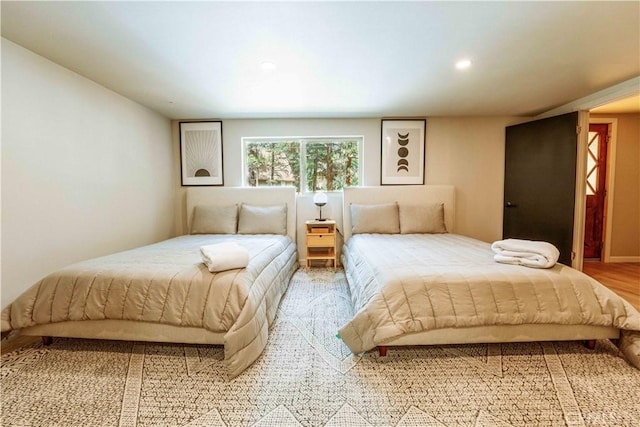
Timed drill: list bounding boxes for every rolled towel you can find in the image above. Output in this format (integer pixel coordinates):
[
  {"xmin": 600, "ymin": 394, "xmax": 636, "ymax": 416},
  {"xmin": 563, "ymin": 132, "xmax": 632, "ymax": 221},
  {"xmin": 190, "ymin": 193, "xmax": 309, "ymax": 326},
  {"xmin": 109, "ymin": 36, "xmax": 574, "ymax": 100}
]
[
  {"xmin": 200, "ymin": 241, "xmax": 249, "ymax": 272},
  {"xmin": 491, "ymin": 238, "xmax": 560, "ymax": 269}
]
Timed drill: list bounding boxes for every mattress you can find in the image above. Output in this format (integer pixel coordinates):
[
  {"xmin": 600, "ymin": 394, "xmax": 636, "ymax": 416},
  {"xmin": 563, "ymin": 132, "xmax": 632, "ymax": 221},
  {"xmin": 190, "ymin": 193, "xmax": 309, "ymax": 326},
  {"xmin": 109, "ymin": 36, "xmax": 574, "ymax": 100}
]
[
  {"xmin": 339, "ymin": 233, "xmax": 640, "ymax": 369},
  {"xmin": 2, "ymin": 234, "xmax": 297, "ymax": 376}
]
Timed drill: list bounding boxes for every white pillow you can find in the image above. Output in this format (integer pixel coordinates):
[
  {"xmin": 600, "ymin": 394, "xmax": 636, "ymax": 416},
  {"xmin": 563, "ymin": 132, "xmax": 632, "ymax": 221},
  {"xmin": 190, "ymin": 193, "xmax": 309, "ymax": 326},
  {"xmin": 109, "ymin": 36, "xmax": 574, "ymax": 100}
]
[
  {"xmin": 190, "ymin": 204, "xmax": 238, "ymax": 234},
  {"xmin": 350, "ymin": 203, "xmax": 400, "ymax": 234},
  {"xmin": 237, "ymin": 204, "xmax": 287, "ymax": 235},
  {"xmin": 399, "ymin": 203, "xmax": 447, "ymax": 234}
]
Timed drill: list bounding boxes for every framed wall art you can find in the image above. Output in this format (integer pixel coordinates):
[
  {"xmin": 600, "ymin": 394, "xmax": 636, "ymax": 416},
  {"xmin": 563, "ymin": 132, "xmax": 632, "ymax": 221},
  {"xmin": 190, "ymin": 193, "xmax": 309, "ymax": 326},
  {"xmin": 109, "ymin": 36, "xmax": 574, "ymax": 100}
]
[
  {"xmin": 180, "ymin": 121, "xmax": 224, "ymax": 186},
  {"xmin": 380, "ymin": 119, "xmax": 426, "ymax": 185}
]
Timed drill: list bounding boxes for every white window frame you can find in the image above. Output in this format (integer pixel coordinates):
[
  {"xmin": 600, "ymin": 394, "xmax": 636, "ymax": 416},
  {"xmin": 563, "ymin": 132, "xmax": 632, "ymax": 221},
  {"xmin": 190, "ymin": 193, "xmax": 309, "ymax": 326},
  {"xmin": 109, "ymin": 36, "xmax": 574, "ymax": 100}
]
[{"xmin": 241, "ymin": 136, "xmax": 364, "ymax": 193}]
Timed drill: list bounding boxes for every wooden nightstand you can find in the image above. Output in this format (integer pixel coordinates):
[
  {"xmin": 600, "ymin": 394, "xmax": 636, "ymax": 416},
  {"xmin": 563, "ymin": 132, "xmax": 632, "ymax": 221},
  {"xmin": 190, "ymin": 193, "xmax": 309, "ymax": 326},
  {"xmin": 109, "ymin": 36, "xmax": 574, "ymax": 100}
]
[{"xmin": 305, "ymin": 220, "xmax": 337, "ymax": 268}]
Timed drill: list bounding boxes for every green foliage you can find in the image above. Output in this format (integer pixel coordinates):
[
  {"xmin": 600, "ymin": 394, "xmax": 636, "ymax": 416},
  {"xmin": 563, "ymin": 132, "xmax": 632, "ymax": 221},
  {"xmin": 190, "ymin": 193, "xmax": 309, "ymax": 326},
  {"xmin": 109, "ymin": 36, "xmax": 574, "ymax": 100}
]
[
  {"xmin": 305, "ymin": 140, "xmax": 359, "ymax": 191},
  {"xmin": 246, "ymin": 141, "xmax": 301, "ymax": 191},
  {"xmin": 245, "ymin": 139, "xmax": 359, "ymax": 192}
]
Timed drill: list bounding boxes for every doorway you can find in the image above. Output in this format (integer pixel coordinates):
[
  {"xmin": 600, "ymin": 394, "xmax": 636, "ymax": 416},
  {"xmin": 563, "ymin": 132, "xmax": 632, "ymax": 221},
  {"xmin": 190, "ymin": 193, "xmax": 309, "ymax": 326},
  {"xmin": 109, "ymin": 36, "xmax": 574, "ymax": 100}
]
[
  {"xmin": 583, "ymin": 123, "xmax": 609, "ymax": 260},
  {"xmin": 503, "ymin": 112, "xmax": 579, "ymax": 266}
]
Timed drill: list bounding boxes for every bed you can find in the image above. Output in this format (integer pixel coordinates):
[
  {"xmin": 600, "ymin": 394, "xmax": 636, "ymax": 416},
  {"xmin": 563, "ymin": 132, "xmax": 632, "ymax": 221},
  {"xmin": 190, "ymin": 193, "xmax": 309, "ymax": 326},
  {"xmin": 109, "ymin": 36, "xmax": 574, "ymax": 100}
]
[
  {"xmin": 1, "ymin": 187, "xmax": 298, "ymax": 377},
  {"xmin": 338, "ymin": 185, "xmax": 640, "ymax": 369}
]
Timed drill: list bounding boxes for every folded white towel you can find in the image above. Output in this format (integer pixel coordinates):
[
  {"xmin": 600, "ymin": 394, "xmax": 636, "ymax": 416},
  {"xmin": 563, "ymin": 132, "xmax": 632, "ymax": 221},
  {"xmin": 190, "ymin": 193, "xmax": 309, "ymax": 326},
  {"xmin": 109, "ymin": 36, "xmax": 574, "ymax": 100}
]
[
  {"xmin": 200, "ymin": 241, "xmax": 249, "ymax": 272},
  {"xmin": 491, "ymin": 238, "xmax": 560, "ymax": 269}
]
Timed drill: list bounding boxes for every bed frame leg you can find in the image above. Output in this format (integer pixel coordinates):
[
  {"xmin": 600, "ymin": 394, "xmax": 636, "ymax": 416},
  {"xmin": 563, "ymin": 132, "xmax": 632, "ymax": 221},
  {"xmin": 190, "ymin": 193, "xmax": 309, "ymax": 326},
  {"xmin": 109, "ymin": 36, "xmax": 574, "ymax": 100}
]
[
  {"xmin": 583, "ymin": 339, "xmax": 596, "ymax": 350},
  {"xmin": 42, "ymin": 336, "xmax": 53, "ymax": 346},
  {"xmin": 378, "ymin": 346, "xmax": 388, "ymax": 357}
]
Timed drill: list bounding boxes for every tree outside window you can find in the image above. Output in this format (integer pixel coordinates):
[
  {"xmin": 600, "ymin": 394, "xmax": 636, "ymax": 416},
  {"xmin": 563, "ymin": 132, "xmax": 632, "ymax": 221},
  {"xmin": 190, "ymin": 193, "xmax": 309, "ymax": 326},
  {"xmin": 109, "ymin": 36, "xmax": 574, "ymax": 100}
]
[
  {"xmin": 305, "ymin": 140, "xmax": 359, "ymax": 191},
  {"xmin": 244, "ymin": 137, "xmax": 361, "ymax": 192},
  {"xmin": 246, "ymin": 141, "xmax": 300, "ymax": 190}
]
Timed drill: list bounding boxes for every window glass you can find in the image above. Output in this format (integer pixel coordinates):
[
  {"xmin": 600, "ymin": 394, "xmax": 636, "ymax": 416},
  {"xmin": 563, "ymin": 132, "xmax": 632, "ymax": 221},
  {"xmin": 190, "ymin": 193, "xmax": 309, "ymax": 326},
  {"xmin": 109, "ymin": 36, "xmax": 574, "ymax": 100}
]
[
  {"xmin": 305, "ymin": 140, "xmax": 359, "ymax": 191},
  {"xmin": 245, "ymin": 141, "xmax": 300, "ymax": 190},
  {"xmin": 243, "ymin": 137, "xmax": 361, "ymax": 192}
]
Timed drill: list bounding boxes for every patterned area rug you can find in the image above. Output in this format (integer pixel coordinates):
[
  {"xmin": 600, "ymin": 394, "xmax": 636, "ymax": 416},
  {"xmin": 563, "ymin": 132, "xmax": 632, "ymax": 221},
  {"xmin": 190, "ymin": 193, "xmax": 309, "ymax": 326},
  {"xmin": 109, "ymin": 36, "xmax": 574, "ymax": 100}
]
[{"xmin": 2, "ymin": 269, "xmax": 639, "ymax": 426}]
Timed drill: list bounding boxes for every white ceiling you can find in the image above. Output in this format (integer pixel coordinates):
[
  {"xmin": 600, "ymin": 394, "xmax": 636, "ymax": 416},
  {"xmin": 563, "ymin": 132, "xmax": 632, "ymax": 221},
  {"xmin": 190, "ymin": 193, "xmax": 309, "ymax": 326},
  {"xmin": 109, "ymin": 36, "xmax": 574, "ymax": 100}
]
[
  {"xmin": 2, "ymin": 1, "xmax": 639, "ymax": 119},
  {"xmin": 590, "ymin": 94, "xmax": 640, "ymax": 114}
]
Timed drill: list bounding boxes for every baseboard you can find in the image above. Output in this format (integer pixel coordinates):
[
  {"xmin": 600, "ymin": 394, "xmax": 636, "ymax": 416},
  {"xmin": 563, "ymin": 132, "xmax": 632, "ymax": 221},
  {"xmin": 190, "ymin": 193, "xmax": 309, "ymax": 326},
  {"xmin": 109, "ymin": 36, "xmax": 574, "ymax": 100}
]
[{"xmin": 607, "ymin": 256, "xmax": 640, "ymax": 263}]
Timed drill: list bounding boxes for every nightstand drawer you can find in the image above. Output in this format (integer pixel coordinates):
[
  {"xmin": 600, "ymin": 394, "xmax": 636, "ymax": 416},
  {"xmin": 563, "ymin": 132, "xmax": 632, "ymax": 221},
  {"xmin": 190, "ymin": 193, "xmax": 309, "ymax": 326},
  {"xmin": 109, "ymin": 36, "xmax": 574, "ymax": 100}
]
[{"xmin": 307, "ymin": 234, "xmax": 335, "ymax": 247}]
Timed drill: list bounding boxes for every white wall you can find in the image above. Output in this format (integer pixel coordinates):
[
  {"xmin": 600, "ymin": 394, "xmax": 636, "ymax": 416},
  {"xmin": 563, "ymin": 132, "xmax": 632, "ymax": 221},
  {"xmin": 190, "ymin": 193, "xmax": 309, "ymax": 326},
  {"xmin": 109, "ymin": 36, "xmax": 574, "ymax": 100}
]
[
  {"xmin": 1, "ymin": 39, "xmax": 176, "ymax": 308},
  {"xmin": 173, "ymin": 116, "xmax": 522, "ymax": 260},
  {"xmin": 426, "ymin": 117, "xmax": 523, "ymax": 242}
]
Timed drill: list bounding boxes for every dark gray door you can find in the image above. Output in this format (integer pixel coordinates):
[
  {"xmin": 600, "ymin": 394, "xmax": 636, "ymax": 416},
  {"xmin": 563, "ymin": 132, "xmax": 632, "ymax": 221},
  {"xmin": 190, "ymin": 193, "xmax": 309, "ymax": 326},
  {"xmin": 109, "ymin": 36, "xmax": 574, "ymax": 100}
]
[{"xmin": 503, "ymin": 112, "xmax": 579, "ymax": 265}]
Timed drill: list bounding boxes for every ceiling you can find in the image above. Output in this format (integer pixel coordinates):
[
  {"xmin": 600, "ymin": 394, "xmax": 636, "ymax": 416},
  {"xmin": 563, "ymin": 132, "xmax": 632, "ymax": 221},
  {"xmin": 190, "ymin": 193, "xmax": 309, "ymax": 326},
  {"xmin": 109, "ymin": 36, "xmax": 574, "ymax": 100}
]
[
  {"xmin": 590, "ymin": 94, "xmax": 640, "ymax": 114},
  {"xmin": 2, "ymin": 1, "xmax": 639, "ymax": 120}
]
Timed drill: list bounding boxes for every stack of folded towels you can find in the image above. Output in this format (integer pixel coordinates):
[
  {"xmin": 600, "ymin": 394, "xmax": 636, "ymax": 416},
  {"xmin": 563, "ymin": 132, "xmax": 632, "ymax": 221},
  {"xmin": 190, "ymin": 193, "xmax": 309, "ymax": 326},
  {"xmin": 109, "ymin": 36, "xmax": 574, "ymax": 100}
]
[
  {"xmin": 491, "ymin": 238, "xmax": 560, "ymax": 269},
  {"xmin": 200, "ymin": 241, "xmax": 249, "ymax": 272}
]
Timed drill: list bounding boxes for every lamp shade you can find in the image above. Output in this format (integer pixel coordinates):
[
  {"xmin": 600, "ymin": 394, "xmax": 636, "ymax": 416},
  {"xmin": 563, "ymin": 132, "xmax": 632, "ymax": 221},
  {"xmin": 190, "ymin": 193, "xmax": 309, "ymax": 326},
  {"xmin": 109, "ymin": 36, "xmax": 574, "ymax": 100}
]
[{"xmin": 313, "ymin": 191, "xmax": 328, "ymax": 206}]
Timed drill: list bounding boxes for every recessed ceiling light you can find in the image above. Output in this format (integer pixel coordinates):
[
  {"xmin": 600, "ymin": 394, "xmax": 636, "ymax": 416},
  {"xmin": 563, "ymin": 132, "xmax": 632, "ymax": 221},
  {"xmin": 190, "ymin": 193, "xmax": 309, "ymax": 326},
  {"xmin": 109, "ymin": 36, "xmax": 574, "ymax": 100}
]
[
  {"xmin": 455, "ymin": 59, "xmax": 472, "ymax": 70},
  {"xmin": 260, "ymin": 61, "xmax": 277, "ymax": 71}
]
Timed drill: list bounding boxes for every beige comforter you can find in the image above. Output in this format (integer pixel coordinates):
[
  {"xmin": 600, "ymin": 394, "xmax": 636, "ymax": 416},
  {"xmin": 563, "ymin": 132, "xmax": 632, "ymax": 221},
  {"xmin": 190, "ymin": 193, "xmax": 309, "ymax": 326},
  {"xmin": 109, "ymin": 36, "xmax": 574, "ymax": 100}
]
[
  {"xmin": 339, "ymin": 234, "xmax": 640, "ymax": 369},
  {"xmin": 2, "ymin": 234, "xmax": 297, "ymax": 377}
]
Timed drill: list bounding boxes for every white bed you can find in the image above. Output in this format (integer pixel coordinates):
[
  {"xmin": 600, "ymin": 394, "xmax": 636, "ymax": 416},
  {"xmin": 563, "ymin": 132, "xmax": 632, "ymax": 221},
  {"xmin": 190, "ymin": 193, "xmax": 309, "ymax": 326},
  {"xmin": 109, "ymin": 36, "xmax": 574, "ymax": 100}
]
[
  {"xmin": 2, "ymin": 187, "xmax": 298, "ymax": 377},
  {"xmin": 339, "ymin": 186, "xmax": 640, "ymax": 369}
]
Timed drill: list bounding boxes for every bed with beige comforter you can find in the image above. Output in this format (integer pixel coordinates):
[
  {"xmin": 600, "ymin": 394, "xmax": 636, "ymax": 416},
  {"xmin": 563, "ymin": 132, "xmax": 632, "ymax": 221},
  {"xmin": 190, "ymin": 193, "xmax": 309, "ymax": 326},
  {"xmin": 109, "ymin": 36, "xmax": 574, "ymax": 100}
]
[
  {"xmin": 339, "ymin": 233, "xmax": 640, "ymax": 369},
  {"xmin": 2, "ymin": 234, "xmax": 297, "ymax": 377}
]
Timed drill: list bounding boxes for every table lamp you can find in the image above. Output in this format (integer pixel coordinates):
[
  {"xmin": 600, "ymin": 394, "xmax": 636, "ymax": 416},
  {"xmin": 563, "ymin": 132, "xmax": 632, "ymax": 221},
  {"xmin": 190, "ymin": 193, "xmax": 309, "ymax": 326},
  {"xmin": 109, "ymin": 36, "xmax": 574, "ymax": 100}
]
[{"xmin": 313, "ymin": 191, "xmax": 328, "ymax": 221}]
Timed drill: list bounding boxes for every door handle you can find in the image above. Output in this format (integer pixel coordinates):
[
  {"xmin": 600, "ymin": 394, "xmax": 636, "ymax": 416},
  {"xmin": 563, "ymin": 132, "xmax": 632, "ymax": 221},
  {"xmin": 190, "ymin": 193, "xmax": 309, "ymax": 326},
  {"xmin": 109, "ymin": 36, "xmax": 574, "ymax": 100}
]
[{"xmin": 505, "ymin": 202, "xmax": 518, "ymax": 208}]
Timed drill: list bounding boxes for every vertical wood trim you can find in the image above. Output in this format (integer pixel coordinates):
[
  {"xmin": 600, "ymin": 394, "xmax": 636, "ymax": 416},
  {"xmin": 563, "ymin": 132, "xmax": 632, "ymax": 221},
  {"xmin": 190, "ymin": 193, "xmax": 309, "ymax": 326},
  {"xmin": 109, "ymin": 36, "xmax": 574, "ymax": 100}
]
[{"xmin": 572, "ymin": 111, "xmax": 590, "ymax": 270}]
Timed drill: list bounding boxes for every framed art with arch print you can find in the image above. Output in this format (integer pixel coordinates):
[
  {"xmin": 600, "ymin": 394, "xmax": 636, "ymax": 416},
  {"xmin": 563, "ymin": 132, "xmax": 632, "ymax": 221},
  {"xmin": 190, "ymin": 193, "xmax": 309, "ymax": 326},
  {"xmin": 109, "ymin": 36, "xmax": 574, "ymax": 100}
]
[{"xmin": 180, "ymin": 121, "xmax": 224, "ymax": 186}]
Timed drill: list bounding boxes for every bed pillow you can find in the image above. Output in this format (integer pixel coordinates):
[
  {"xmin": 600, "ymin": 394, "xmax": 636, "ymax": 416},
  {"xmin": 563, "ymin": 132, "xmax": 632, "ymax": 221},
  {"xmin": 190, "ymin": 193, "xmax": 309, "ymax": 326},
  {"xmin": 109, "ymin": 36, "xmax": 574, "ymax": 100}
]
[
  {"xmin": 237, "ymin": 204, "xmax": 287, "ymax": 235},
  {"xmin": 399, "ymin": 203, "xmax": 447, "ymax": 234},
  {"xmin": 190, "ymin": 204, "xmax": 238, "ymax": 234},
  {"xmin": 350, "ymin": 203, "xmax": 400, "ymax": 234}
]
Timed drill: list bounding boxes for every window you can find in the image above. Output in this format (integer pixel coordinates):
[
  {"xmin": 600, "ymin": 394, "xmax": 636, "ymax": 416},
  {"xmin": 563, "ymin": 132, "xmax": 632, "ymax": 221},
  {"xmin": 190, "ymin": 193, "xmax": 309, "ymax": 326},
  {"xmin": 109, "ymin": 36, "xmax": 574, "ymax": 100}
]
[
  {"xmin": 245, "ymin": 141, "xmax": 300, "ymax": 188},
  {"xmin": 243, "ymin": 137, "xmax": 362, "ymax": 192},
  {"xmin": 585, "ymin": 124, "xmax": 608, "ymax": 196}
]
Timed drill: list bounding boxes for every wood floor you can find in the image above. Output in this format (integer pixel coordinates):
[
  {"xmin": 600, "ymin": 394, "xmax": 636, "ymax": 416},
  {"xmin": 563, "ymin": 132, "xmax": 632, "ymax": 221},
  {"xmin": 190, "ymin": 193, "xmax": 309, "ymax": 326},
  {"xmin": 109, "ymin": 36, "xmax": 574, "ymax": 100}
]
[
  {"xmin": 2, "ymin": 334, "xmax": 40, "ymax": 355},
  {"xmin": 582, "ymin": 261, "xmax": 640, "ymax": 311},
  {"xmin": 2, "ymin": 262, "xmax": 639, "ymax": 355}
]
